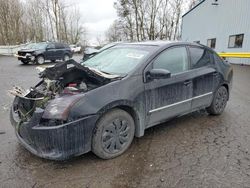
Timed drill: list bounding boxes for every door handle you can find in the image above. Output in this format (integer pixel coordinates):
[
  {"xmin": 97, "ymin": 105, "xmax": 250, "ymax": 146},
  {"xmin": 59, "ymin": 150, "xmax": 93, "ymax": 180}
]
[{"xmin": 184, "ymin": 80, "xmax": 191, "ymax": 86}]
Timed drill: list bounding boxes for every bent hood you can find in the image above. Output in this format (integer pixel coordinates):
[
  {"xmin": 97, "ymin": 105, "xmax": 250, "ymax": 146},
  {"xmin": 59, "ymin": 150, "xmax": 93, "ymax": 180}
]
[{"xmin": 40, "ymin": 59, "xmax": 121, "ymax": 82}]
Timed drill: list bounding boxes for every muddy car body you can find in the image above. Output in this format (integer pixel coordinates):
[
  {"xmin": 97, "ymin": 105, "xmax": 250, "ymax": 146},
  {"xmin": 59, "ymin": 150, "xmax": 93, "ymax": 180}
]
[{"xmin": 10, "ymin": 41, "xmax": 233, "ymax": 160}]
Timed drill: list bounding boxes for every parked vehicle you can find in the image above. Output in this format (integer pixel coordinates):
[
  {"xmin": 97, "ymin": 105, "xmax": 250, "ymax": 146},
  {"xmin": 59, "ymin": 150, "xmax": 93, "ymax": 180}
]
[
  {"xmin": 15, "ymin": 42, "xmax": 73, "ymax": 65},
  {"xmin": 83, "ymin": 42, "xmax": 121, "ymax": 61},
  {"xmin": 10, "ymin": 41, "xmax": 233, "ymax": 160},
  {"xmin": 83, "ymin": 47, "xmax": 99, "ymax": 61},
  {"xmin": 70, "ymin": 44, "xmax": 81, "ymax": 53}
]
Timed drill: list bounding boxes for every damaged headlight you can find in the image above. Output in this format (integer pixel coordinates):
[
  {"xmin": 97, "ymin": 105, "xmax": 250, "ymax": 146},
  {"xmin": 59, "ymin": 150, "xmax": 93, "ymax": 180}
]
[
  {"xmin": 42, "ymin": 94, "xmax": 83, "ymax": 121},
  {"xmin": 26, "ymin": 53, "xmax": 35, "ymax": 61}
]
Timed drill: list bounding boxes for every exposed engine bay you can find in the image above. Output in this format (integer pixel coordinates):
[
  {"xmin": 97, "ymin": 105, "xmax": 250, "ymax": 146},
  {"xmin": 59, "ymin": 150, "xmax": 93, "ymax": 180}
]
[{"xmin": 9, "ymin": 59, "xmax": 119, "ymax": 122}]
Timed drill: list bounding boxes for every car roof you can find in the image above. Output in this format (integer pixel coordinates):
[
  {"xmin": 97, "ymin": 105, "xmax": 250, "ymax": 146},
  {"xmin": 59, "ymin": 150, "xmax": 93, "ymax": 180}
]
[{"xmin": 117, "ymin": 41, "xmax": 203, "ymax": 48}]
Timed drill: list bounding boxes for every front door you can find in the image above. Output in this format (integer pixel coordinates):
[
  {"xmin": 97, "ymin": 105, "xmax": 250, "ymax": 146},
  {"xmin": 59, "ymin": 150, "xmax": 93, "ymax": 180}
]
[{"xmin": 145, "ymin": 46, "xmax": 193, "ymax": 127}]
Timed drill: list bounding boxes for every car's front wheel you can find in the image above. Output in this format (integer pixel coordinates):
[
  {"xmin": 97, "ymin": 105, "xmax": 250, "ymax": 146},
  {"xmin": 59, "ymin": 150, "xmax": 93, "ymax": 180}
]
[
  {"xmin": 36, "ymin": 55, "xmax": 45, "ymax": 65},
  {"xmin": 207, "ymin": 86, "xmax": 228, "ymax": 115},
  {"xmin": 92, "ymin": 109, "xmax": 135, "ymax": 159}
]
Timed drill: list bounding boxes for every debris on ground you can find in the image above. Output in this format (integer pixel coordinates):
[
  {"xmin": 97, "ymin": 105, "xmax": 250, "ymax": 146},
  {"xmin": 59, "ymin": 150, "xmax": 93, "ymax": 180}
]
[
  {"xmin": 160, "ymin": 178, "xmax": 165, "ymax": 182},
  {"xmin": 1, "ymin": 104, "xmax": 9, "ymax": 112}
]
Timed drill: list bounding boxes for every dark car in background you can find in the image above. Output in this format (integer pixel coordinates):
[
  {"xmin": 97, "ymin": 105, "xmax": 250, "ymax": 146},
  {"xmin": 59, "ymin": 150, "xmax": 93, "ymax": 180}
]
[
  {"xmin": 10, "ymin": 41, "xmax": 233, "ymax": 160},
  {"xmin": 15, "ymin": 42, "xmax": 73, "ymax": 65}
]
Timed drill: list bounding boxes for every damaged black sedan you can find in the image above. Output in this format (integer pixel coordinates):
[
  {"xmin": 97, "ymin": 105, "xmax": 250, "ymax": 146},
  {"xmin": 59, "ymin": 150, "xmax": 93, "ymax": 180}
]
[{"xmin": 10, "ymin": 41, "xmax": 233, "ymax": 160}]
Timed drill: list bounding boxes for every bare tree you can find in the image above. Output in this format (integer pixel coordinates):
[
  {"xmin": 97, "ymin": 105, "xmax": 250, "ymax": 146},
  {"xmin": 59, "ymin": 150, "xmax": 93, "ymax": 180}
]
[
  {"xmin": 0, "ymin": 0, "xmax": 87, "ymax": 45},
  {"xmin": 110, "ymin": 0, "xmax": 190, "ymax": 42},
  {"xmin": 0, "ymin": 0, "xmax": 24, "ymax": 45},
  {"xmin": 188, "ymin": 0, "xmax": 198, "ymax": 10},
  {"xmin": 106, "ymin": 20, "xmax": 125, "ymax": 42}
]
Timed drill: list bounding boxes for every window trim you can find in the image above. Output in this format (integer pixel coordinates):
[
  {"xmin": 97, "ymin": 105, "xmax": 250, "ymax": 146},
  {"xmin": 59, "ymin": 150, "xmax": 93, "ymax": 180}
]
[
  {"xmin": 228, "ymin": 34, "xmax": 244, "ymax": 48},
  {"xmin": 207, "ymin": 38, "xmax": 216, "ymax": 49}
]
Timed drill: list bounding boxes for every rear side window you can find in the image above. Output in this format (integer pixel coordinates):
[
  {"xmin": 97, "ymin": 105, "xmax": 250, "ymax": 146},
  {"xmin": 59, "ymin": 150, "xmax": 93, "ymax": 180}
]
[
  {"xmin": 153, "ymin": 47, "xmax": 188, "ymax": 74},
  {"xmin": 55, "ymin": 43, "xmax": 66, "ymax": 49},
  {"xmin": 189, "ymin": 47, "xmax": 213, "ymax": 69}
]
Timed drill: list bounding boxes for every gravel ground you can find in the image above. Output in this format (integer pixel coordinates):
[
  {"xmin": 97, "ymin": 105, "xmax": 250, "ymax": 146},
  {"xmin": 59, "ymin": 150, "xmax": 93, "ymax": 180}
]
[{"xmin": 0, "ymin": 56, "xmax": 250, "ymax": 188}]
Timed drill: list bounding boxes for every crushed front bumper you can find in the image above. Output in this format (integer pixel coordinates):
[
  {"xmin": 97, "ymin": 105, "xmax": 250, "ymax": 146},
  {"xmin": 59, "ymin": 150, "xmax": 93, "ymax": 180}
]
[{"xmin": 10, "ymin": 103, "xmax": 98, "ymax": 160}]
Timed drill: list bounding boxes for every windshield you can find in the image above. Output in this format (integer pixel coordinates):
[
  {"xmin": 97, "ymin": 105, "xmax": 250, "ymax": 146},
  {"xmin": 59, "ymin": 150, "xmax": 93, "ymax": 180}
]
[
  {"xmin": 82, "ymin": 47, "xmax": 150, "ymax": 75},
  {"xmin": 25, "ymin": 43, "xmax": 47, "ymax": 50}
]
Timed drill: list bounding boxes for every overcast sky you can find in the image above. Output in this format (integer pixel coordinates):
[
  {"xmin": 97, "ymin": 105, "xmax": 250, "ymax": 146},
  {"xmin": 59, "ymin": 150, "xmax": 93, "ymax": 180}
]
[{"xmin": 68, "ymin": 0, "xmax": 117, "ymax": 45}]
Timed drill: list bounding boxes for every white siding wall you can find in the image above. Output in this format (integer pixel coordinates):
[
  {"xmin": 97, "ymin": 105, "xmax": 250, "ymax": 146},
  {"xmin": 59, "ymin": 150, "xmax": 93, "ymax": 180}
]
[{"xmin": 182, "ymin": 0, "xmax": 250, "ymax": 64}]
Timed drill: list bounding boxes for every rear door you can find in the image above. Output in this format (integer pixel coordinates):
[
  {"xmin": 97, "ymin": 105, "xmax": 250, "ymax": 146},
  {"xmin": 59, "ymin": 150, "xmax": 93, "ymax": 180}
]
[
  {"xmin": 188, "ymin": 46, "xmax": 216, "ymax": 109},
  {"xmin": 44, "ymin": 43, "xmax": 56, "ymax": 60},
  {"xmin": 144, "ymin": 46, "xmax": 193, "ymax": 127},
  {"xmin": 54, "ymin": 43, "xmax": 65, "ymax": 59}
]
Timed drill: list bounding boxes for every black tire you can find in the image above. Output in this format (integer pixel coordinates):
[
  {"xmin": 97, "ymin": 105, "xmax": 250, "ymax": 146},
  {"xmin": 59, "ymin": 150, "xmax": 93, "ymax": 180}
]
[
  {"xmin": 206, "ymin": 86, "xmax": 228, "ymax": 115},
  {"xmin": 36, "ymin": 55, "xmax": 45, "ymax": 65},
  {"xmin": 92, "ymin": 109, "xmax": 135, "ymax": 159},
  {"xmin": 63, "ymin": 54, "xmax": 70, "ymax": 62},
  {"xmin": 21, "ymin": 60, "xmax": 29, "ymax": 65}
]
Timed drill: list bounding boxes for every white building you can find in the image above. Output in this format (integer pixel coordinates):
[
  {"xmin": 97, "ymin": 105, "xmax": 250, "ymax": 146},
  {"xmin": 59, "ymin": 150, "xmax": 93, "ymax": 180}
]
[{"xmin": 181, "ymin": 0, "xmax": 250, "ymax": 64}]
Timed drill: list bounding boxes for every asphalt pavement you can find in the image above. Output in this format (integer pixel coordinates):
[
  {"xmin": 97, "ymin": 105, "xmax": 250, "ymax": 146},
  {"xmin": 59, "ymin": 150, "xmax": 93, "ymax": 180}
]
[{"xmin": 0, "ymin": 55, "xmax": 250, "ymax": 188}]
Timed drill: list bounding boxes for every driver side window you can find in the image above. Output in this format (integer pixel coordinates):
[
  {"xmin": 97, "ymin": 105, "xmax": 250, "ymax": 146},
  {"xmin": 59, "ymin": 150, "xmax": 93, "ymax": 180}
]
[{"xmin": 153, "ymin": 47, "xmax": 188, "ymax": 74}]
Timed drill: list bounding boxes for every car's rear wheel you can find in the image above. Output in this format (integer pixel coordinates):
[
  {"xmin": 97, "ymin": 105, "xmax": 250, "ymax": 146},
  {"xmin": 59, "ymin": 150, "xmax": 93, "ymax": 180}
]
[
  {"xmin": 206, "ymin": 86, "xmax": 228, "ymax": 115},
  {"xmin": 36, "ymin": 55, "xmax": 45, "ymax": 65},
  {"xmin": 92, "ymin": 109, "xmax": 135, "ymax": 159},
  {"xmin": 21, "ymin": 60, "xmax": 29, "ymax": 65},
  {"xmin": 63, "ymin": 54, "xmax": 70, "ymax": 62}
]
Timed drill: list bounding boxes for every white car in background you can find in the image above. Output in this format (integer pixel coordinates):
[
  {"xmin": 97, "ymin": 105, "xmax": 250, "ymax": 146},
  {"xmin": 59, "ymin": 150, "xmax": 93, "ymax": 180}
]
[{"xmin": 70, "ymin": 45, "xmax": 81, "ymax": 53}]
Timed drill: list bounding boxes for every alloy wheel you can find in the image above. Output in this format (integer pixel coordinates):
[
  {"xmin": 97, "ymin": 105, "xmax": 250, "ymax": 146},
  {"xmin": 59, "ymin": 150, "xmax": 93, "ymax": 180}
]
[{"xmin": 37, "ymin": 56, "xmax": 45, "ymax": 64}]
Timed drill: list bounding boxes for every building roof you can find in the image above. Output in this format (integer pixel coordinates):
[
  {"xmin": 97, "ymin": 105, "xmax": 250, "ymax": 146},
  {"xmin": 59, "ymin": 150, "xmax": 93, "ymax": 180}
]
[{"xmin": 182, "ymin": 0, "xmax": 206, "ymax": 17}]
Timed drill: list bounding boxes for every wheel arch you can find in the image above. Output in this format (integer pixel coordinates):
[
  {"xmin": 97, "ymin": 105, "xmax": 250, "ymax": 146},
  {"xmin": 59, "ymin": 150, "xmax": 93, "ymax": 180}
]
[
  {"xmin": 97, "ymin": 100, "xmax": 144, "ymax": 137},
  {"xmin": 63, "ymin": 52, "xmax": 70, "ymax": 57},
  {"xmin": 36, "ymin": 53, "xmax": 44, "ymax": 58}
]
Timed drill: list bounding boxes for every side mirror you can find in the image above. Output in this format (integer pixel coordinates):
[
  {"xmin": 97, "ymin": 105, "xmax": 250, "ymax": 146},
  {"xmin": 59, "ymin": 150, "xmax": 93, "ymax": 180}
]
[{"xmin": 147, "ymin": 69, "xmax": 171, "ymax": 81}]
